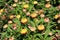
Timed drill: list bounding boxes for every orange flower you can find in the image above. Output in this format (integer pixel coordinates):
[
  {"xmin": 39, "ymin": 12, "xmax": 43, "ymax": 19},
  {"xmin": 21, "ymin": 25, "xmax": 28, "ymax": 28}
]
[
  {"xmin": 21, "ymin": 18, "xmax": 28, "ymax": 24},
  {"xmin": 20, "ymin": 28, "xmax": 28, "ymax": 34},
  {"xmin": 37, "ymin": 24, "xmax": 45, "ymax": 31},
  {"xmin": 30, "ymin": 13, "xmax": 38, "ymax": 18},
  {"xmin": 9, "ymin": 15, "xmax": 14, "ymax": 19},
  {"xmin": 45, "ymin": 3, "xmax": 51, "ymax": 8}
]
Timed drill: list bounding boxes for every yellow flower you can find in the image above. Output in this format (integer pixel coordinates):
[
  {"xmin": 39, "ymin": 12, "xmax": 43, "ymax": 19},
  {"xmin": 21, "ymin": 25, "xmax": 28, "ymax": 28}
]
[
  {"xmin": 37, "ymin": 24, "xmax": 45, "ymax": 31},
  {"xmin": 30, "ymin": 13, "xmax": 38, "ymax": 18},
  {"xmin": 16, "ymin": 15, "xmax": 21, "ymax": 19},
  {"xmin": 21, "ymin": 18, "xmax": 28, "ymax": 24},
  {"xmin": 20, "ymin": 29, "xmax": 28, "ymax": 34},
  {"xmin": 23, "ymin": 4, "xmax": 29, "ymax": 9},
  {"xmin": 54, "ymin": 14, "xmax": 59, "ymax": 19},
  {"xmin": 33, "ymin": 1, "xmax": 38, "ymax": 4},
  {"xmin": 9, "ymin": 15, "xmax": 14, "ymax": 19},
  {"xmin": 0, "ymin": 9, "xmax": 4, "ymax": 13}
]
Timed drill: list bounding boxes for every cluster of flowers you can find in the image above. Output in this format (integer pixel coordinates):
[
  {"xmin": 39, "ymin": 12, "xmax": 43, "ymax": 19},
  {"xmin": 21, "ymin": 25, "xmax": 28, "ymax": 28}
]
[{"xmin": 0, "ymin": 0, "xmax": 60, "ymax": 40}]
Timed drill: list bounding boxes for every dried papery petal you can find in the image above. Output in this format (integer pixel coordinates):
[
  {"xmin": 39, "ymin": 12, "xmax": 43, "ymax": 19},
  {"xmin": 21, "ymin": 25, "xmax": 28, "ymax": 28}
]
[
  {"xmin": 49, "ymin": 32, "xmax": 53, "ymax": 36},
  {"xmin": 32, "ymin": 8, "xmax": 35, "ymax": 10},
  {"xmin": 19, "ymin": 2, "xmax": 22, "ymax": 4},
  {"xmin": 12, "ymin": 23, "xmax": 17, "ymax": 30},
  {"xmin": 4, "ymin": 38, "xmax": 8, "ymax": 40},
  {"xmin": 13, "ymin": 26, "xmax": 17, "ymax": 30},
  {"xmin": 9, "ymin": 36, "xmax": 14, "ymax": 40},
  {"xmin": 26, "ymin": 12, "xmax": 30, "ymax": 16},
  {"xmin": 14, "ymin": 0, "xmax": 18, "ymax": 2},
  {"xmin": 28, "ymin": 26, "xmax": 36, "ymax": 32},
  {"xmin": 26, "ymin": 1, "xmax": 29, "ymax": 3},
  {"xmin": 39, "ymin": 9, "xmax": 44, "ymax": 14},
  {"xmin": 0, "ymin": 12, "xmax": 2, "ymax": 15},
  {"xmin": 5, "ymin": 3, "xmax": 14, "ymax": 10},
  {"xmin": 23, "ymin": 9, "xmax": 27, "ymax": 12},
  {"xmin": 30, "ymin": 27, "xmax": 36, "ymax": 32},
  {"xmin": 33, "ymin": 1, "xmax": 38, "ymax": 4},
  {"xmin": 55, "ymin": 33, "xmax": 60, "ymax": 38},
  {"xmin": 12, "ymin": 3, "xmax": 17, "ymax": 7},
  {"xmin": 44, "ymin": 18, "xmax": 49, "ymax": 22},
  {"xmin": 35, "ymin": 11, "xmax": 38, "ymax": 13},
  {"xmin": 46, "ymin": 0, "xmax": 50, "ymax": 1},
  {"xmin": 42, "ymin": 32, "xmax": 45, "ymax": 35},
  {"xmin": 8, "ymin": 20, "xmax": 13, "ymax": 24},
  {"xmin": 52, "ymin": 37, "xmax": 57, "ymax": 40},
  {"xmin": 4, "ymin": 9, "xmax": 8, "ymax": 13},
  {"xmin": 9, "ymin": 6, "xmax": 14, "ymax": 10},
  {"xmin": 58, "ymin": 14, "xmax": 60, "ymax": 18},
  {"xmin": 57, "ymin": 5, "xmax": 60, "ymax": 10},
  {"xmin": 57, "ymin": 20, "xmax": 60, "ymax": 23},
  {"xmin": 3, "ymin": 24, "xmax": 8, "ymax": 28},
  {"xmin": 40, "ymin": 13, "xmax": 45, "ymax": 18},
  {"xmin": 35, "ymin": 18, "xmax": 39, "ymax": 22},
  {"xmin": 2, "ymin": 15, "xmax": 6, "ymax": 20}
]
